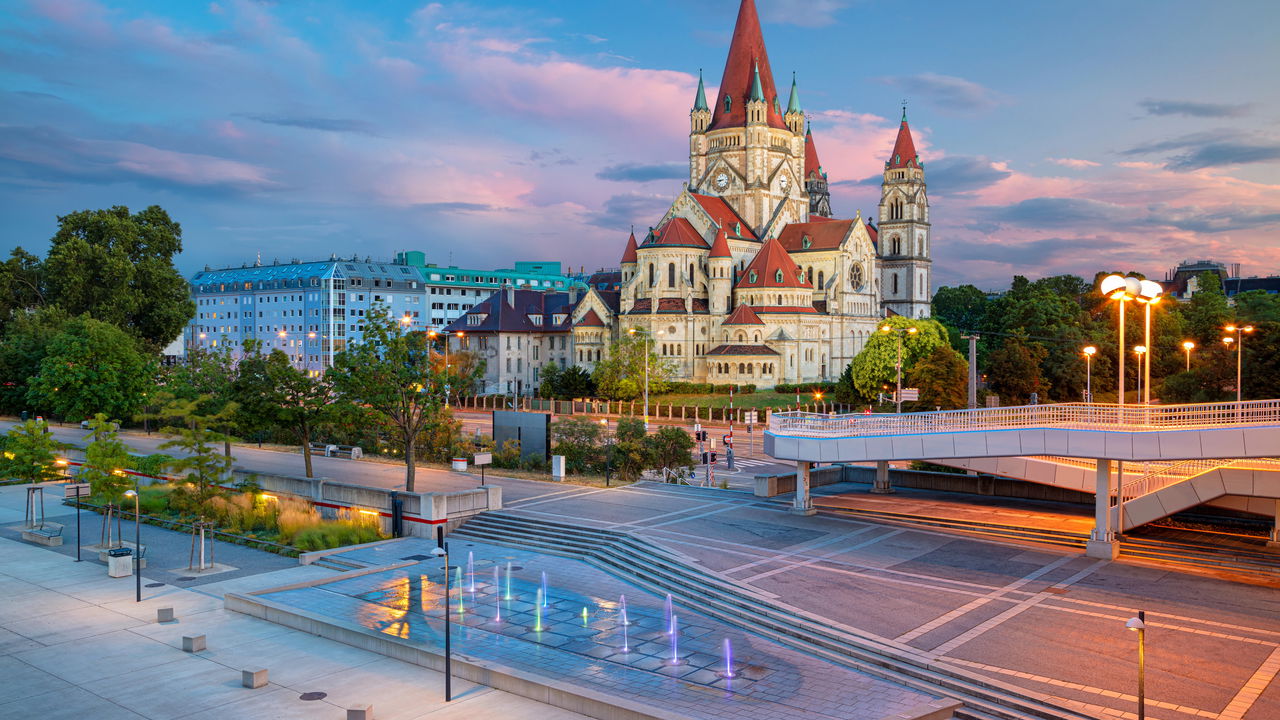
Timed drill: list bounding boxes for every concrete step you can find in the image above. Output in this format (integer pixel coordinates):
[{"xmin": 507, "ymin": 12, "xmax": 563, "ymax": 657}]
[{"xmin": 456, "ymin": 513, "xmax": 1090, "ymax": 720}]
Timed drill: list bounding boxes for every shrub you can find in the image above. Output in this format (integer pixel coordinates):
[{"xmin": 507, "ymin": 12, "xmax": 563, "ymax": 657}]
[
  {"xmin": 773, "ymin": 382, "xmax": 839, "ymax": 395},
  {"xmin": 492, "ymin": 439, "xmax": 522, "ymax": 469},
  {"xmin": 646, "ymin": 426, "xmax": 694, "ymax": 470},
  {"xmin": 551, "ymin": 417, "xmax": 604, "ymax": 474},
  {"xmin": 663, "ymin": 382, "xmax": 755, "ymax": 395},
  {"xmin": 132, "ymin": 453, "xmax": 174, "ymax": 477}
]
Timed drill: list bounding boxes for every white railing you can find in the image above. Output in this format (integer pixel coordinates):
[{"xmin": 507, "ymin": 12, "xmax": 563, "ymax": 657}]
[
  {"xmin": 767, "ymin": 400, "xmax": 1280, "ymax": 439},
  {"xmin": 1119, "ymin": 456, "xmax": 1280, "ymax": 503}
]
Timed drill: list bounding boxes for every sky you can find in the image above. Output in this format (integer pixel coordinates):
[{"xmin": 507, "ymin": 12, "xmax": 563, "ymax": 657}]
[{"xmin": 1, "ymin": 0, "xmax": 1278, "ymax": 290}]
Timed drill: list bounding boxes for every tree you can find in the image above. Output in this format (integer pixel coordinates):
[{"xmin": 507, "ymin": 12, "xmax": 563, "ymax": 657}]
[
  {"xmin": 844, "ymin": 317, "xmax": 948, "ymax": 400},
  {"xmin": 1184, "ymin": 271, "xmax": 1230, "ymax": 345},
  {"xmin": 551, "ymin": 416, "xmax": 604, "ymax": 474},
  {"xmin": 156, "ymin": 397, "xmax": 237, "ymax": 505},
  {"xmin": 645, "ymin": 426, "xmax": 694, "ymax": 470},
  {"xmin": 609, "ymin": 417, "xmax": 651, "ymax": 482},
  {"xmin": 540, "ymin": 363, "xmax": 597, "ymax": 399},
  {"xmin": 0, "ymin": 248, "xmax": 45, "ymax": 334},
  {"xmin": 1233, "ymin": 291, "xmax": 1280, "ymax": 325},
  {"xmin": 26, "ymin": 316, "xmax": 156, "ymax": 422},
  {"xmin": 43, "ymin": 205, "xmax": 195, "ymax": 351},
  {"xmin": 81, "ymin": 414, "xmax": 135, "ymax": 548},
  {"xmin": 166, "ymin": 342, "xmax": 240, "ymax": 456},
  {"xmin": 330, "ymin": 307, "xmax": 444, "ymax": 492},
  {"xmin": 986, "ymin": 334, "xmax": 1048, "ymax": 404},
  {"xmin": 2, "ymin": 419, "xmax": 62, "ymax": 484},
  {"xmin": 592, "ymin": 334, "xmax": 673, "ymax": 400},
  {"xmin": 264, "ymin": 350, "xmax": 339, "ymax": 478},
  {"xmin": 905, "ymin": 345, "xmax": 968, "ymax": 410},
  {"xmin": 0, "ymin": 306, "xmax": 70, "ymax": 414},
  {"xmin": 931, "ymin": 284, "xmax": 989, "ymax": 342}
]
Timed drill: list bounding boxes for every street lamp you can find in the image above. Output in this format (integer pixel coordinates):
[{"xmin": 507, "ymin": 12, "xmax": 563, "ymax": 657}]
[
  {"xmin": 1223, "ymin": 325, "xmax": 1255, "ymax": 403},
  {"xmin": 123, "ymin": 488, "xmax": 141, "ymax": 603},
  {"xmin": 1181, "ymin": 341, "xmax": 1194, "ymax": 371},
  {"xmin": 627, "ymin": 327, "xmax": 661, "ymax": 427},
  {"xmin": 1134, "ymin": 280, "xmax": 1162, "ymax": 404},
  {"xmin": 879, "ymin": 324, "xmax": 917, "ymax": 413},
  {"xmin": 814, "ymin": 390, "xmax": 824, "ymax": 412},
  {"xmin": 1099, "ymin": 274, "xmax": 1141, "ymax": 406},
  {"xmin": 430, "ymin": 544, "xmax": 453, "ymax": 702},
  {"xmin": 1082, "ymin": 346, "xmax": 1097, "ymax": 402},
  {"xmin": 1133, "ymin": 346, "xmax": 1147, "ymax": 405},
  {"xmin": 1126, "ymin": 611, "xmax": 1147, "ymax": 720},
  {"xmin": 600, "ymin": 418, "xmax": 613, "ymax": 487}
]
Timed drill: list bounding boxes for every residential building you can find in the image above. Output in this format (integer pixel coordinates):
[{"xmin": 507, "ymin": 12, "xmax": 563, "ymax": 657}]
[
  {"xmin": 394, "ymin": 252, "xmax": 578, "ymax": 328},
  {"xmin": 444, "ymin": 286, "xmax": 581, "ymax": 395}
]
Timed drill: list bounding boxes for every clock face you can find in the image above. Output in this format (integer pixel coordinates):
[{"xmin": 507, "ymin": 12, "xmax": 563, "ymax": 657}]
[{"xmin": 715, "ymin": 173, "xmax": 729, "ymax": 189}]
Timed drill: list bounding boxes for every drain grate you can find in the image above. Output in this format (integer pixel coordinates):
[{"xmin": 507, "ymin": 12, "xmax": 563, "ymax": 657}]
[
  {"xmin": 299, "ymin": 692, "xmax": 327, "ymax": 701},
  {"xmin": 145, "ymin": 583, "xmax": 165, "ymax": 588},
  {"xmin": 175, "ymin": 576, "xmax": 196, "ymax": 582},
  {"xmin": 400, "ymin": 554, "xmax": 433, "ymax": 561}
]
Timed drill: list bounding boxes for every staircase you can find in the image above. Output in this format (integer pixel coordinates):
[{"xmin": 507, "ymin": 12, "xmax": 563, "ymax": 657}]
[{"xmin": 453, "ymin": 512, "xmax": 1095, "ymax": 720}]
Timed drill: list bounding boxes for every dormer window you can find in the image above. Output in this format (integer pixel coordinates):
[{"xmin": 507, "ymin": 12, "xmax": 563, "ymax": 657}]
[
  {"xmin": 466, "ymin": 314, "xmax": 485, "ymax": 326},
  {"xmin": 552, "ymin": 314, "xmax": 567, "ymax": 325},
  {"xmin": 801, "ymin": 235, "xmax": 811, "ymax": 249},
  {"xmin": 723, "ymin": 95, "xmax": 732, "ymax": 112},
  {"xmin": 749, "ymin": 270, "xmax": 758, "ymax": 284},
  {"xmin": 775, "ymin": 269, "xmax": 784, "ymax": 283},
  {"xmin": 734, "ymin": 222, "xmax": 741, "ymax": 235}
]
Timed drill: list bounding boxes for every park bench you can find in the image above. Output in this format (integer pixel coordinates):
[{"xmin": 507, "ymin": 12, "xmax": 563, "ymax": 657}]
[
  {"xmin": 328, "ymin": 445, "xmax": 363, "ymax": 460},
  {"xmin": 21, "ymin": 522, "xmax": 64, "ymax": 547}
]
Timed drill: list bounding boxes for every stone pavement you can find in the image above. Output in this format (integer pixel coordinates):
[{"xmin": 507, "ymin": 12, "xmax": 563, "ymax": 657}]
[
  {"xmin": 0, "ymin": 484, "xmax": 594, "ymax": 720},
  {"xmin": 251, "ymin": 537, "xmax": 942, "ymax": 720},
  {"xmin": 494, "ymin": 480, "xmax": 1280, "ymax": 720}
]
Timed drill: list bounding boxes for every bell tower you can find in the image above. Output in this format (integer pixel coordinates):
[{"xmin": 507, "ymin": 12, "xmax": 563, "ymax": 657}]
[{"xmin": 878, "ymin": 108, "xmax": 932, "ymax": 318}]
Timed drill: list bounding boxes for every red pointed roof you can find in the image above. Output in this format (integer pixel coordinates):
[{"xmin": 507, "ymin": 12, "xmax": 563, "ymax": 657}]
[
  {"xmin": 691, "ymin": 194, "xmax": 758, "ymax": 240},
  {"xmin": 865, "ymin": 221, "xmax": 879, "ymax": 251},
  {"xmin": 709, "ymin": 0, "xmax": 787, "ymax": 131},
  {"xmin": 709, "ymin": 228, "xmax": 732, "ymax": 258},
  {"xmin": 643, "ymin": 217, "xmax": 709, "ymax": 248},
  {"xmin": 735, "ymin": 237, "xmax": 809, "ymax": 289},
  {"xmin": 575, "ymin": 308, "xmax": 605, "ymax": 327},
  {"xmin": 777, "ymin": 219, "xmax": 854, "ymax": 253},
  {"xmin": 804, "ymin": 127, "xmax": 823, "ymax": 178},
  {"xmin": 722, "ymin": 304, "xmax": 764, "ymax": 325},
  {"xmin": 620, "ymin": 231, "xmax": 638, "ymax": 264},
  {"xmin": 887, "ymin": 113, "xmax": 920, "ymax": 169}
]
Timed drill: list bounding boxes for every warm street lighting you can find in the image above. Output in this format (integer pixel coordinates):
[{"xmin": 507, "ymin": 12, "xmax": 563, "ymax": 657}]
[
  {"xmin": 430, "ymin": 543, "xmax": 453, "ymax": 702},
  {"xmin": 400, "ymin": 314, "xmax": 412, "ymax": 325},
  {"xmin": 1082, "ymin": 346, "xmax": 1097, "ymax": 402},
  {"xmin": 1100, "ymin": 274, "xmax": 1141, "ymax": 405},
  {"xmin": 1134, "ymin": 280, "xmax": 1163, "ymax": 404},
  {"xmin": 1223, "ymin": 325, "xmax": 1255, "ymax": 403},
  {"xmin": 875, "ymin": 324, "xmax": 916, "ymax": 412},
  {"xmin": 628, "ymin": 327, "xmax": 661, "ymax": 426},
  {"xmin": 308, "ymin": 331, "xmax": 316, "ymax": 339},
  {"xmin": 1126, "ymin": 611, "xmax": 1147, "ymax": 720},
  {"xmin": 1181, "ymin": 340, "xmax": 1195, "ymax": 371},
  {"xmin": 1133, "ymin": 346, "xmax": 1147, "ymax": 405},
  {"xmin": 123, "ymin": 488, "xmax": 141, "ymax": 603}
]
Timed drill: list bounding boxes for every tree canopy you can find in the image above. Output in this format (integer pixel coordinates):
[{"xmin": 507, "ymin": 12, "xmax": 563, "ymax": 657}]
[
  {"xmin": 844, "ymin": 316, "xmax": 947, "ymax": 400},
  {"xmin": 592, "ymin": 333, "xmax": 673, "ymax": 401},
  {"xmin": 25, "ymin": 316, "xmax": 156, "ymax": 422}
]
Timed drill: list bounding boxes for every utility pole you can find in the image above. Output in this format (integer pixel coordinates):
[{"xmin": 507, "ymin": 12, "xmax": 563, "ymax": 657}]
[{"xmin": 961, "ymin": 334, "xmax": 978, "ymax": 409}]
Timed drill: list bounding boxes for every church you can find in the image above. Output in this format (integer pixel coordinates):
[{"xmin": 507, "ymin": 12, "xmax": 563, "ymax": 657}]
[{"xmin": 569, "ymin": 0, "xmax": 934, "ymax": 388}]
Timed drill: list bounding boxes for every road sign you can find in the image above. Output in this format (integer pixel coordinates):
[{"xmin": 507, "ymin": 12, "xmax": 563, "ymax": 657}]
[
  {"xmin": 473, "ymin": 452, "xmax": 493, "ymax": 466},
  {"xmin": 899, "ymin": 388, "xmax": 920, "ymax": 401},
  {"xmin": 63, "ymin": 483, "xmax": 90, "ymax": 499},
  {"xmin": 744, "ymin": 411, "xmax": 759, "ymax": 425}
]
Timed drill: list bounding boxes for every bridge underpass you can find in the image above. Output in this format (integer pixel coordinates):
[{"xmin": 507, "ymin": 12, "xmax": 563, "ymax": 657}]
[{"xmin": 764, "ymin": 400, "xmax": 1280, "ymax": 559}]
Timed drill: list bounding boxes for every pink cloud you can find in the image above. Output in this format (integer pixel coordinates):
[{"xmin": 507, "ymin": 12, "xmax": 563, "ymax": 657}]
[
  {"xmin": 1046, "ymin": 157, "xmax": 1100, "ymax": 168},
  {"xmin": 110, "ymin": 141, "xmax": 275, "ymax": 187}
]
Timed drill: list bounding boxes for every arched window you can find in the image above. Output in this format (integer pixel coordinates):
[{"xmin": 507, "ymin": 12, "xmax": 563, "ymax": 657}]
[
  {"xmin": 648, "ymin": 264, "xmax": 655, "ymax": 287},
  {"xmin": 753, "ymin": 332, "xmax": 760, "ymax": 342},
  {"xmin": 817, "ymin": 270, "xmax": 824, "ymax": 289},
  {"xmin": 736, "ymin": 331, "xmax": 745, "ymax": 342},
  {"xmin": 689, "ymin": 263, "xmax": 694, "ymax": 284},
  {"xmin": 723, "ymin": 95, "xmax": 732, "ymax": 112},
  {"xmin": 891, "ymin": 236, "xmax": 901, "ymax": 255},
  {"xmin": 892, "ymin": 273, "xmax": 899, "ymax": 295},
  {"xmin": 807, "ymin": 266, "xmax": 814, "ymax": 286},
  {"xmin": 668, "ymin": 263, "xmax": 676, "ymax": 287},
  {"xmin": 738, "ymin": 363, "xmax": 746, "ymax": 374}
]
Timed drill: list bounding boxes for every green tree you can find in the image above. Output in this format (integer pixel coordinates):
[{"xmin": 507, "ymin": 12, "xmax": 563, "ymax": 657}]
[
  {"xmin": 537, "ymin": 362, "xmax": 562, "ymax": 399},
  {"xmin": 905, "ymin": 345, "xmax": 968, "ymax": 410},
  {"xmin": 592, "ymin": 334, "xmax": 673, "ymax": 400},
  {"xmin": 986, "ymin": 334, "xmax": 1048, "ymax": 404},
  {"xmin": 540, "ymin": 363, "xmax": 598, "ymax": 399},
  {"xmin": 25, "ymin": 316, "xmax": 156, "ymax": 422},
  {"xmin": 0, "ymin": 306, "xmax": 70, "ymax": 413},
  {"xmin": 1184, "ymin": 271, "xmax": 1230, "ymax": 344},
  {"xmin": 156, "ymin": 397, "xmax": 237, "ymax": 504},
  {"xmin": 2, "ymin": 419, "xmax": 62, "ymax": 484},
  {"xmin": 609, "ymin": 417, "xmax": 651, "ymax": 482},
  {"xmin": 1233, "ymin": 291, "xmax": 1280, "ymax": 325},
  {"xmin": 0, "ymin": 248, "xmax": 45, "ymax": 334},
  {"xmin": 551, "ymin": 416, "xmax": 604, "ymax": 474},
  {"xmin": 43, "ymin": 205, "xmax": 195, "ymax": 351},
  {"xmin": 844, "ymin": 317, "xmax": 948, "ymax": 400},
  {"xmin": 166, "ymin": 342, "xmax": 240, "ymax": 456},
  {"xmin": 330, "ymin": 307, "xmax": 444, "ymax": 491},
  {"xmin": 81, "ymin": 414, "xmax": 136, "ymax": 548},
  {"xmin": 645, "ymin": 426, "xmax": 694, "ymax": 470},
  {"xmin": 931, "ymin": 284, "xmax": 989, "ymax": 347},
  {"xmin": 264, "ymin": 350, "xmax": 339, "ymax": 478}
]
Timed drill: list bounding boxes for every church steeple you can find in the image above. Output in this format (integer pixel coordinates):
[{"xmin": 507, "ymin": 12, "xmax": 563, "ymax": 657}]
[
  {"xmin": 690, "ymin": 69, "xmax": 711, "ymax": 133},
  {"xmin": 693, "ymin": 70, "xmax": 708, "ymax": 112},
  {"xmin": 887, "ymin": 107, "xmax": 921, "ymax": 170},
  {"xmin": 709, "ymin": 0, "xmax": 786, "ymax": 131},
  {"xmin": 804, "ymin": 125, "xmax": 831, "ymax": 217},
  {"xmin": 784, "ymin": 73, "xmax": 804, "ymax": 134},
  {"xmin": 786, "ymin": 74, "xmax": 802, "ymax": 114}
]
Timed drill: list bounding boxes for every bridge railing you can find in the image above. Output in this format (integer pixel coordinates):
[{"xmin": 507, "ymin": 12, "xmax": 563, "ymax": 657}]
[{"xmin": 768, "ymin": 399, "xmax": 1280, "ymax": 438}]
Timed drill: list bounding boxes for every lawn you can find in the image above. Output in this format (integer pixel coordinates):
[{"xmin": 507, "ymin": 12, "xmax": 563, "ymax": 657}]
[{"xmin": 650, "ymin": 391, "xmax": 828, "ymax": 410}]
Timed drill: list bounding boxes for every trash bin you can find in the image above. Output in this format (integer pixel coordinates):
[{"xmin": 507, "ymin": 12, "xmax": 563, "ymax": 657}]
[{"xmin": 107, "ymin": 547, "xmax": 133, "ymax": 578}]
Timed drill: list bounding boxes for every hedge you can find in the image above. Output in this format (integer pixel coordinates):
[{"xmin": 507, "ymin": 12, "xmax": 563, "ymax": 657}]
[
  {"xmin": 772, "ymin": 382, "xmax": 840, "ymax": 395},
  {"xmin": 663, "ymin": 382, "xmax": 756, "ymax": 395}
]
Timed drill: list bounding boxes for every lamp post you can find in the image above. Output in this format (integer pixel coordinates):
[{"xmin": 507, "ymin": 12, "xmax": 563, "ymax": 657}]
[
  {"xmin": 1133, "ymin": 346, "xmax": 1147, "ymax": 406},
  {"xmin": 1135, "ymin": 280, "xmax": 1162, "ymax": 404},
  {"xmin": 627, "ymin": 327, "xmax": 660, "ymax": 427},
  {"xmin": 1082, "ymin": 346, "xmax": 1097, "ymax": 402},
  {"xmin": 600, "ymin": 418, "xmax": 612, "ymax": 487},
  {"xmin": 879, "ymin": 324, "xmax": 917, "ymax": 413},
  {"xmin": 1099, "ymin": 275, "xmax": 1141, "ymax": 406},
  {"xmin": 1181, "ymin": 340, "xmax": 1194, "ymax": 371},
  {"xmin": 123, "ymin": 487, "xmax": 141, "ymax": 603},
  {"xmin": 1126, "ymin": 611, "xmax": 1147, "ymax": 720},
  {"xmin": 430, "ymin": 543, "xmax": 453, "ymax": 702},
  {"xmin": 1222, "ymin": 324, "xmax": 1254, "ymax": 403}
]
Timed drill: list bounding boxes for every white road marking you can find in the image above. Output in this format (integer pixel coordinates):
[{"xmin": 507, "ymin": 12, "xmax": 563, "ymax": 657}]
[{"xmin": 1219, "ymin": 645, "xmax": 1280, "ymax": 720}]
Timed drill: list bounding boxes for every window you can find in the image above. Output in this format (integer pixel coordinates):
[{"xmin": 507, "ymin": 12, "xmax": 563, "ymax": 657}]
[
  {"xmin": 723, "ymin": 95, "xmax": 731, "ymax": 112},
  {"xmin": 892, "ymin": 273, "xmax": 899, "ymax": 295},
  {"xmin": 648, "ymin": 264, "xmax": 655, "ymax": 287},
  {"xmin": 748, "ymin": 270, "xmax": 758, "ymax": 283},
  {"xmin": 817, "ymin": 271, "xmax": 824, "ymax": 289},
  {"xmin": 668, "ymin": 263, "xmax": 676, "ymax": 287},
  {"xmin": 775, "ymin": 269, "xmax": 784, "ymax": 283}
]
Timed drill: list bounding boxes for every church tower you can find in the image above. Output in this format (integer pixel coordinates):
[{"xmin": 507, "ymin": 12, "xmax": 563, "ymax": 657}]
[
  {"xmin": 878, "ymin": 108, "xmax": 932, "ymax": 318},
  {"xmin": 687, "ymin": 0, "xmax": 808, "ymax": 237},
  {"xmin": 804, "ymin": 125, "xmax": 832, "ymax": 218}
]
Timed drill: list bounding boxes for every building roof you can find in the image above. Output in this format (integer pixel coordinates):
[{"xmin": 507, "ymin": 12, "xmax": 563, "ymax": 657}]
[
  {"xmin": 693, "ymin": 69, "xmax": 709, "ymax": 112},
  {"xmin": 887, "ymin": 109, "xmax": 920, "ymax": 170},
  {"xmin": 620, "ymin": 231, "xmax": 638, "ymax": 264},
  {"xmin": 866, "ymin": 221, "xmax": 879, "ymax": 251},
  {"xmin": 586, "ymin": 270, "xmax": 622, "ymax": 291},
  {"xmin": 597, "ymin": 290, "xmax": 621, "ymax": 314},
  {"xmin": 722, "ymin": 304, "xmax": 764, "ymax": 325},
  {"xmin": 575, "ymin": 309, "xmax": 606, "ymax": 327},
  {"xmin": 776, "ymin": 219, "xmax": 853, "ymax": 253},
  {"xmin": 709, "ymin": 0, "xmax": 787, "ymax": 132},
  {"xmin": 709, "ymin": 227, "xmax": 733, "ymax": 258},
  {"xmin": 443, "ymin": 288, "xmax": 576, "ymax": 334},
  {"xmin": 707, "ymin": 344, "xmax": 778, "ymax": 356},
  {"xmin": 642, "ymin": 217, "xmax": 709, "ymax": 249},
  {"xmin": 804, "ymin": 126, "xmax": 823, "ymax": 178},
  {"xmin": 692, "ymin": 194, "xmax": 758, "ymax": 240},
  {"xmin": 786, "ymin": 74, "xmax": 801, "ymax": 114},
  {"xmin": 735, "ymin": 237, "xmax": 809, "ymax": 289}
]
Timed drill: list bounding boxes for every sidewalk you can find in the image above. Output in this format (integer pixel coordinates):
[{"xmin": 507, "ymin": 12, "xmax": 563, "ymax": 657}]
[{"xmin": 0, "ymin": 485, "xmax": 591, "ymax": 720}]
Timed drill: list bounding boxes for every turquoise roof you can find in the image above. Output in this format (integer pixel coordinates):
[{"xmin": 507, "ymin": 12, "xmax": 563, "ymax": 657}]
[
  {"xmin": 786, "ymin": 73, "xmax": 801, "ymax": 114},
  {"xmin": 693, "ymin": 69, "xmax": 708, "ymax": 112}
]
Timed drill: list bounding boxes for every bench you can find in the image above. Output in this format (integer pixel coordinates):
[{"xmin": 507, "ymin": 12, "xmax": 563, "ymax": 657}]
[{"xmin": 21, "ymin": 523, "xmax": 64, "ymax": 547}]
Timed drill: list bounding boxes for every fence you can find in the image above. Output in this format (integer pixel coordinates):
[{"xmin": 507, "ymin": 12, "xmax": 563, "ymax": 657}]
[
  {"xmin": 768, "ymin": 400, "xmax": 1280, "ymax": 439},
  {"xmin": 455, "ymin": 395, "xmax": 855, "ymax": 424}
]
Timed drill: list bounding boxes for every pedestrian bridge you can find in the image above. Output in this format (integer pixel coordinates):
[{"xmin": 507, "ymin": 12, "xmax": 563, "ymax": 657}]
[{"xmin": 763, "ymin": 400, "xmax": 1280, "ymax": 559}]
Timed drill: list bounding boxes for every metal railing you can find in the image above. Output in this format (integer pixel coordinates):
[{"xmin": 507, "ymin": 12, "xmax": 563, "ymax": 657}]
[
  {"xmin": 1119, "ymin": 456, "xmax": 1280, "ymax": 503},
  {"xmin": 767, "ymin": 400, "xmax": 1280, "ymax": 438}
]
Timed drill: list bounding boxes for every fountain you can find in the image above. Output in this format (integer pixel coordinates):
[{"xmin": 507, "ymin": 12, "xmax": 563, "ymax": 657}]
[
  {"xmin": 668, "ymin": 615, "xmax": 683, "ymax": 665},
  {"xmin": 664, "ymin": 594, "xmax": 674, "ymax": 634},
  {"xmin": 533, "ymin": 588, "xmax": 544, "ymax": 632},
  {"xmin": 504, "ymin": 561, "xmax": 513, "ymax": 601},
  {"xmin": 493, "ymin": 567, "xmax": 503, "ymax": 623},
  {"xmin": 541, "ymin": 571, "xmax": 549, "ymax": 607},
  {"xmin": 454, "ymin": 566, "xmax": 465, "ymax": 614},
  {"xmin": 618, "ymin": 594, "xmax": 632, "ymax": 625},
  {"xmin": 582, "ymin": 606, "xmax": 589, "ymax": 627},
  {"xmin": 720, "ymin": 638, "xmax": 735, "ymax": 678},
  {"xmin": 619, "ymin": 607, "xmax": 631, "ymax": 653},
  {"xmin": 466, "ymin": 551, "xmax": 476, "ymax": 592}
]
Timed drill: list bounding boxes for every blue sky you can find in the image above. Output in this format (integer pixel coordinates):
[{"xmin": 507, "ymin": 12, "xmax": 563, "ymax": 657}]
[{"xmin": 2, "ymin": 0, "xmax": 1278, "ymax": 289}]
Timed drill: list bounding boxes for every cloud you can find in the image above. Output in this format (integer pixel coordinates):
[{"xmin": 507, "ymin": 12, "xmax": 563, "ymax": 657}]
[
  {"xmin": 1139, "ymin": 99, "xmax": 1251, "ymax": 118},
  {"xmin": 947, "ymin": 236, "xmax": 1120, "ymax": 266},
  {"xmin": 1046, "ymin": 157, "xmax": 1100, "ymax": 168},
  {"xmin": 975, "ymin": 197, "xmax": 1134, "ymax": 228},
  {"xmin": 760, "ymin": 0, "xmax": 847, "ymax": 28},
  {"xmin": 588, "ymin": 192, "xmax": 673, "ymax": 231},
  {"xmin": 877, "ymin": 73, "xmax": 1006, "ymax": 113},
  {"xmin": 1124, "ymin": 130, "xmax": 1280, "ymax": 171},
  {"xmin": 596, "ymin": 161, "xmax": 687, "ymax": 183},
  {"xmin": 241, "ymin": 113, "xmax": 380, "ymax": 136},
  {"xmin": 922, "ymin": 156, "xmax": 1012, "ymax": 195}
]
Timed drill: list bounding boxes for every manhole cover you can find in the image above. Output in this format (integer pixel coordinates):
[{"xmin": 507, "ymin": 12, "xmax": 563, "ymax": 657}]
[
  {"xmin": 145, "ymin": 583, "xmax": 165, "ymax": 588},
  {"xmin": 509, "ymin": 565, "xmax": 524, "ymax": 571},
  {"xmin": 299, "ymin": 692, "xmax": 327, "ymax": 701},
  {"xmin": 400, "ymin": 554, "xmax": 432, "ymax": 561},
  {"xmin": 175, "ymin": 576, "xmax": 196, "ymax": 582}
]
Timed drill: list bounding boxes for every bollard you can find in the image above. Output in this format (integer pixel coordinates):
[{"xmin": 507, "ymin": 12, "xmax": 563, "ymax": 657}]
[
  {"xmin": 182, "ymin": 634, "xmax": 206, "ymax": 653},
  {"xmin": 241, "ymin": 668, "xmax": 268, "ymax": 689},
  {"xmin": 157, "ymin": 607, "xmax": 175, "ymax": 623},
  {"xmin": 347, "ymin": 704, "xmax": 373, "ymax": 720}
]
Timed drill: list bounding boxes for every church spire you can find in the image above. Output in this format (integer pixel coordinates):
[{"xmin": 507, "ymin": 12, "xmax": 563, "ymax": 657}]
[
  {"xmin": 887, "ymin": 109, "xmax": 920, "ymax": 169},
  {"xmin": 786, "ymin": 73, "xmax": 801, "ymax": 114},
  {"xmin": 784, "ymin": 72, "xmax": 804, "ymax": 133},
  {"xmin": 749, "ymin": 62, "xmax": 765, "ymax": 102},
  {"xmin": 709, "ymin": 0, "xmax": 786, "ymax": 131},
  {"xmin": 693, "ymin": 69, "xmax": 708, "ymax": 112}
]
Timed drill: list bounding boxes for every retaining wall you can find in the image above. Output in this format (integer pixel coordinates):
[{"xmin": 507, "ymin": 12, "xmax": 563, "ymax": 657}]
[{"xmin": 754, "ymin": 464, "xmax": 1093, "ymax": 505}]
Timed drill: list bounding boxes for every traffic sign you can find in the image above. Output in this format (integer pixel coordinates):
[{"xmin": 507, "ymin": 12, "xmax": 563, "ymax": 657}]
[
  {"xmin": 899, "ymin": 388, "xmax": 920, "ymax": 401},
  {"xmin": 63, "ymin": 483, "xmax": 90, "ymax": 499},
  {"xmin": 744, "ymin": 411, "xmax": 759, "ymax": 425},
  {"xmin": 473, "ymin": 452, "xmax": 493, "ymax": 466}
]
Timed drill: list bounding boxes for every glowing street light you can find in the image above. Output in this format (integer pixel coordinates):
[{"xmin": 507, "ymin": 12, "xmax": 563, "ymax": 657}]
[
  {"xmin": 1099, "ymin": 274, "xmax": 1141, "ymax": 406},
  {"xmin": 1134, "ymin": 280, "xmax": 1163, "ymax": 404},
  {"xmin": 1223, "ymin": 325, "xmax": 1255, "ymax": 403},
  {"xmin": 879, "ymin": 324, "xmax": 918, "ymax": 413},
  {"xmin": 1133, "ymin": 346, "xmax": 1147, "ymax": 405},
  {"xmin": 1082, "ymin": 346, "xmax": 1097, "ymax": 402},
  {"xmin": 1181, "ymin": 340, "xmax": 1194, "ymax": 371}
]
